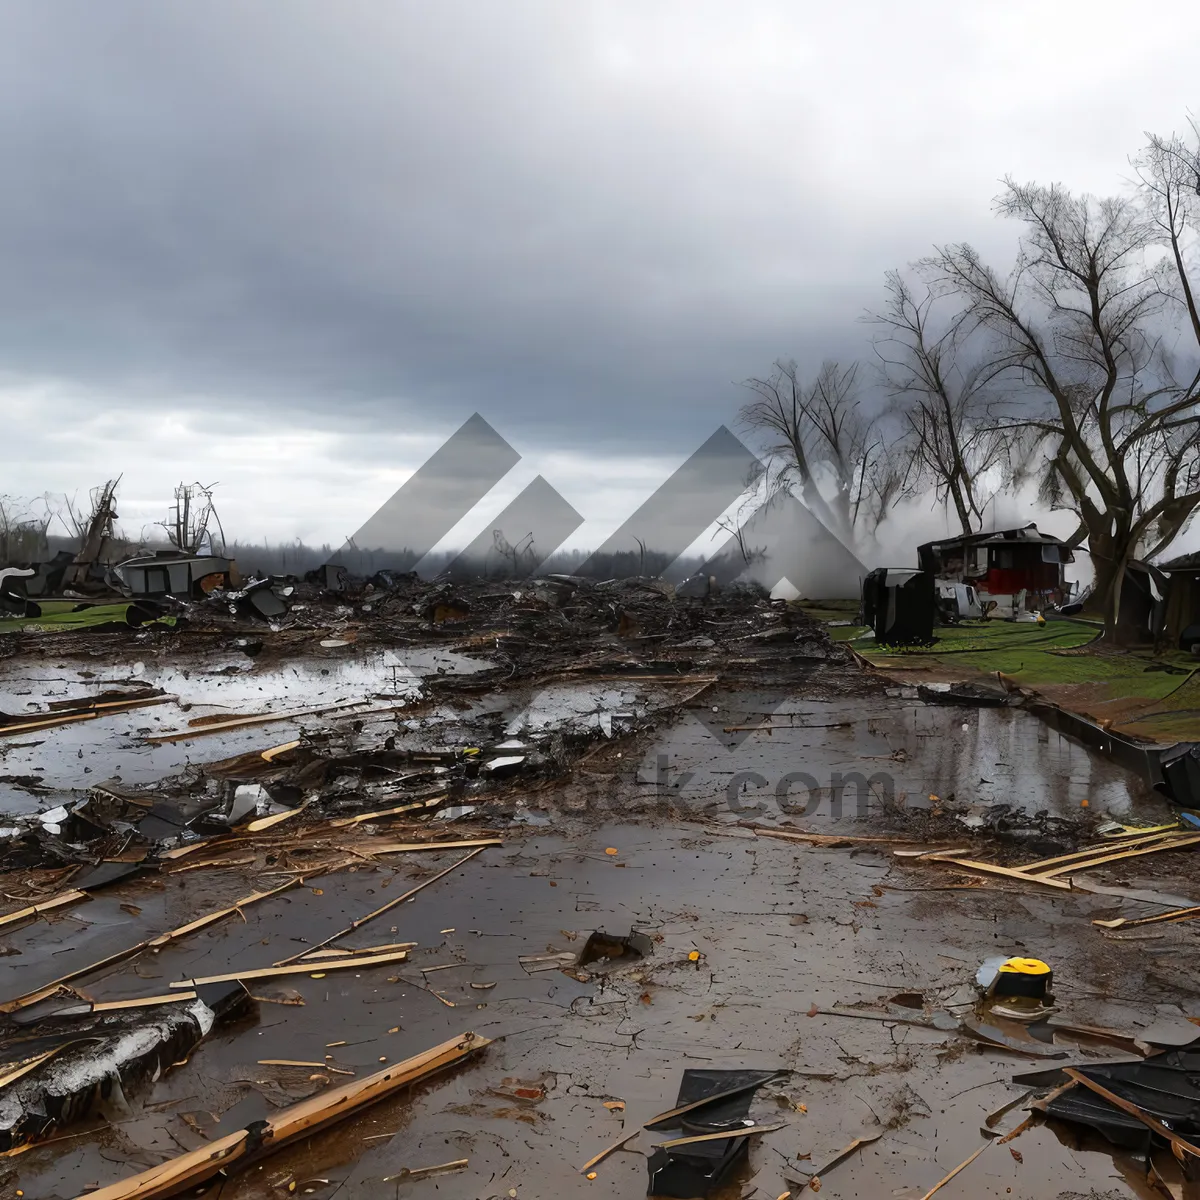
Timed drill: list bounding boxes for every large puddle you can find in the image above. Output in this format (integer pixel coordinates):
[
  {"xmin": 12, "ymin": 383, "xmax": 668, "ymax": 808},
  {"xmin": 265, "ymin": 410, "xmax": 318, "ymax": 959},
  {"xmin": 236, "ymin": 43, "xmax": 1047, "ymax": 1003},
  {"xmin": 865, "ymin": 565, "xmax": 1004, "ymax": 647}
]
[
  {"xmin": 632, "ymin": 689, "xmax": 1164, "ymax": 828},
  {"xmin": 0, "ymin": 643, "xmax": 1187, "ymax": 1199},
  {"xmin": 0, "ymin": 649, "xmax": 488, "ymax": 817}
]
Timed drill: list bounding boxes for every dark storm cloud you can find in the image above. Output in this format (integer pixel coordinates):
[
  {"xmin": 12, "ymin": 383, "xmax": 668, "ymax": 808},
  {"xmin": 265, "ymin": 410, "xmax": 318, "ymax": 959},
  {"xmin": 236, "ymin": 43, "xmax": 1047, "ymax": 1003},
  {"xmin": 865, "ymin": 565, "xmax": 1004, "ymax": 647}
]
[
  {"xmin": 0, "ymin": 1, "xmax": 1193, "ymax": 459},
  {"xmin": 0, "ymin": 2, "xmax": 958, "ymax": 451}
]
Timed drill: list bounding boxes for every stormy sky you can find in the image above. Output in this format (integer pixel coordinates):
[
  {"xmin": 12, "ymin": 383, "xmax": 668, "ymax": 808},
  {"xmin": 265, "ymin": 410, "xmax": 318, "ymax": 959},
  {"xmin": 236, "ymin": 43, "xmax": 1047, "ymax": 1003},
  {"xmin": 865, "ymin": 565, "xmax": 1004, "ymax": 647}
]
[{"xmin": 2, "ymin": 1, "xmax": 1198, "ymax": 550}]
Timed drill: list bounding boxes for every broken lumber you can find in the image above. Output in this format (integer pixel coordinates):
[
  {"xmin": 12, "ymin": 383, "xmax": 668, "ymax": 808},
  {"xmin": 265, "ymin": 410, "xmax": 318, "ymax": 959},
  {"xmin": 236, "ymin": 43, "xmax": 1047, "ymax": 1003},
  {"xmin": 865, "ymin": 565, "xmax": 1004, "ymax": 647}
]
[
  {"xmin": 918, "ymin": 1141, "xmax": 991, "ymax": 1199},
  {"xmin": 0, "ymin": 889, "xmax": 89, "ymax": 931},
  {"xmin": 1063, "ymin": 1068, "xmax": 1200, "ymax": 1161},
  {"xmin": 327, "ymin": 796, "xmax": 447, "ymax": 827},
  {"xmin": 0, "ymin": 1045, "xmax": 74, "ymax": 1089},
  {"xmin": 1036, "ymin": 833, "xmax": 1200, "ymax": 878},
  {"xmin": 241, "ymin": 802, "xmax": 309, "ymax": 833},
  {"xmin": 652, "ymin": 1122, "xmax": 787, "ymax": 1149},
  {"xmin": 145, "ymin": 699, "xmax": 369, "ymax": 744},
  {"xmin": 73, "ymin": 1032, "xmax": 491, "ymax": 1200},
  {"xmin": 796, "ymin": 1132, "xmax": 882, "ymax": 1191},
  {"xmin": 90, "ymin": 993, "xmax": 196, "ymax": 1012},
  {"xmin": 1094, "ymin": 904, "xmax": 1200, "ymax": 930},
  {"xmin": 752, "ymin": 826, "xmax": 924, "ymax": 847},
  {"xmin": 578, "ymin": 1128, "xmax": 642, "ymax": 1174},
  {"xmin": 0, "ymin": 695, "xmax": 174, "ymax": 738},
  {"xmin": 357, "ymin": 838, "xmax": 503, "ymax": 856},
  {"xmin": 0, "ymin": 877, "xmax": 304, "ymax": 1013},
  {"xmin": 168, "ymin": 947, "xmax": 409, "ymax": 988},
  {"xmin": 260, "ymin": 739, "xmax": 301, "ymax": 762},
  {"xmin": 274, "ymin": 843, "xmax": 492, "ymax": 966},
  {"xmin": 1020, "ymin": 830, "xmax": 1184, "ymax": 872},
  {"xmin": 0, "ymin": 711, "xmax": 98, "ymax": 737},
  {"xmin": 935, "ymin": 858, "xmax": 1072, "ymax": 890}
]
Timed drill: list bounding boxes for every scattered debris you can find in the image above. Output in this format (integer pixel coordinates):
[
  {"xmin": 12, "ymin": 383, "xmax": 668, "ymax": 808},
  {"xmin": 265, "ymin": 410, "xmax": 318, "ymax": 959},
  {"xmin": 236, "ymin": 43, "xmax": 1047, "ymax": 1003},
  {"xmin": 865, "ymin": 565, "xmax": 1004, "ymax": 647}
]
[
  {"xmin": 791, "ymin": 1131, "xmax": 882, "ymax": 1192},
  {"xmin": 644, "ymin": 1069, "xmax": 784, "ymax": 1197},
  {"xmin": 78, "ymin": 1032, "xmax": 491, "ymax": 1199}
]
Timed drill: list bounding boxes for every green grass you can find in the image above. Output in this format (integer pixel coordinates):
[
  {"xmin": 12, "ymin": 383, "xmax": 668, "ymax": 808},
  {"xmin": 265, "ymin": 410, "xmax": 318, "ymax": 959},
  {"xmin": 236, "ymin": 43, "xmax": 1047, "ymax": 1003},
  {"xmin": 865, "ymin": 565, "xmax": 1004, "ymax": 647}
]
[
  {"xmin": 0, "ymin": 604, "xmax": 177, "ymax": 634},
  {"xmin": 807, "ymin": 598, "xmax": 1200, "ymax": 738}
]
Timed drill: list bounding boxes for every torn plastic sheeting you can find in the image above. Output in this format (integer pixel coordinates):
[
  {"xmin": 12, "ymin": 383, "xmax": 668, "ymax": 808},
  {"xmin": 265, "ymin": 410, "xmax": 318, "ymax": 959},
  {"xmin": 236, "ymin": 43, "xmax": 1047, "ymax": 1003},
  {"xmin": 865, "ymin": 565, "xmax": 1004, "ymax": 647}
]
[
  {"xmin": 577, "ymin": 929, "xmax": 654, "ymax": 970},
  {"xmin": 1044, "ymin": 1049, "xmax": 1200, "ymax": 1155},
  {"xmin": 0, "ymin": 983, "xmax": 247, "ymax": 1151},
  {"xmin": 72, "ymin": 860, "xmax": 147, "ymax": 892},
  {"xmin": 646, "ymin": 1068, "xmax": 782, "ymax": 1198}
]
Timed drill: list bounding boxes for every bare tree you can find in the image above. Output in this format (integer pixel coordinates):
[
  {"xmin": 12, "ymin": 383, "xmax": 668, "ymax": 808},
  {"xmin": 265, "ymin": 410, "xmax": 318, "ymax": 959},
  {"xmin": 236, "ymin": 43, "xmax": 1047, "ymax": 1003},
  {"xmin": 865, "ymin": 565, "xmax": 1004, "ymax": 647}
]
[
  {"xmin": 738, "ymin": 359, "xmax": 905, "ymax": 551},
  {"xmin": 489, "ymin": 528, "xmax": 537, "ymax": 577},
  {"xmin": 926, "ymin": 160, "xmax": 1200, "ymax": 639},
  {"xmin": 159, "ymin": 481, "xmax": 227, "ymax": 555},
  {"xmin": 870, "ymin": 270, "xmax": 1008, "ymax": 536},
  {"xmin": 61, "ymin": 479, "xmax": 120, "ymax": 586},
  {"xmin": 0, "ymin": 496, "xmax": 52, "ymax": 565}
]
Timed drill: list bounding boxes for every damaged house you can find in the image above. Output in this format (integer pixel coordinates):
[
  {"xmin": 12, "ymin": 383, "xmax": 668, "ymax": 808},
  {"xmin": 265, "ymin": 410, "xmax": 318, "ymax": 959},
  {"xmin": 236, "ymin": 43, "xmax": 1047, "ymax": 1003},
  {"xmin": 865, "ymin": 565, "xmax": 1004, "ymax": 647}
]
[
  {"xmin": 917, "ymin": 524, "xmax": 1074, "ymax": 615},
  {"xmin": 116, "ymin": 551, "xmax": 240, "ymax": 599}
]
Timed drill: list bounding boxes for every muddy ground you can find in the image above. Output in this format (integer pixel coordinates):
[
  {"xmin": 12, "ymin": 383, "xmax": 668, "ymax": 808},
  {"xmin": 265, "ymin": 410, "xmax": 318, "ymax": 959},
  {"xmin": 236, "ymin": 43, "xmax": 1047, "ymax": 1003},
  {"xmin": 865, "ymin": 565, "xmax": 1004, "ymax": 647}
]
[{"xmin": 2, "ymin": 599, "xmax": 1198, "ymax": 1200}]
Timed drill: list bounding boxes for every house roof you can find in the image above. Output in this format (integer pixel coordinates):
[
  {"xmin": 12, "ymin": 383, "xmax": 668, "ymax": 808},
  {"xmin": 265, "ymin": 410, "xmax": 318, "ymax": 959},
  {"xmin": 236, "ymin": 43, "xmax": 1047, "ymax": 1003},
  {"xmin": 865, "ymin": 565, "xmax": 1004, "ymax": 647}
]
[
  {"xmin": 118, "ymin": 553, "xmax": 230, "ymax": 570},
  {"xmin": 918, "ymin": 523, "xmax": 1069, "ymax": 555}
]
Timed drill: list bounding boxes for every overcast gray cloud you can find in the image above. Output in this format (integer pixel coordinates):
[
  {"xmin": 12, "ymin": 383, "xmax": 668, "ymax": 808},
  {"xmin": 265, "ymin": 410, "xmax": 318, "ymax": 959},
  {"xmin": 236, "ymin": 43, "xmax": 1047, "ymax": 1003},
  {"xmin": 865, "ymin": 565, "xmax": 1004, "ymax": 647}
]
[{"xmin": 3, "ymin": 0, "xmax": 1199, "ymax": 538}]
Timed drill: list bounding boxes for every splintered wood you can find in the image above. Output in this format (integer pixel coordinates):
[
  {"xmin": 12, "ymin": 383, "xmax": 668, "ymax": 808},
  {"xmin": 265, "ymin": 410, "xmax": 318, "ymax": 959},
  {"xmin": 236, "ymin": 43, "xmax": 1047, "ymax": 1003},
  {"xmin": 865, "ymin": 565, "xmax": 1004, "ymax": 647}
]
[
  {"xmin": 74, "ymin": 1033, "xmax": 491, "ymax": 1200},
  {"xmin": 902, "ymin": 828, "xmax": 1200, "ymax": 896}
]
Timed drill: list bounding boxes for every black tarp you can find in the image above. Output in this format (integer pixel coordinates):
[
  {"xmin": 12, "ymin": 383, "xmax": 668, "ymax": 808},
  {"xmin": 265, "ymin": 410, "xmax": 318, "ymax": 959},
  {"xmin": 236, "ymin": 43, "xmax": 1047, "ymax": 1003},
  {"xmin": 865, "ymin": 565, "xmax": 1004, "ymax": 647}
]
[
  {"xmin": 646, "ymin": 1069, "xmax": 780, "ymax": 1198},
  {"xmin": 1045, "ymin": 1049, "xmax": 1200, "ymax": 1158},
  {"xmin": 861, "ymin": 568, "xmax": 935, "ymax": 646}
]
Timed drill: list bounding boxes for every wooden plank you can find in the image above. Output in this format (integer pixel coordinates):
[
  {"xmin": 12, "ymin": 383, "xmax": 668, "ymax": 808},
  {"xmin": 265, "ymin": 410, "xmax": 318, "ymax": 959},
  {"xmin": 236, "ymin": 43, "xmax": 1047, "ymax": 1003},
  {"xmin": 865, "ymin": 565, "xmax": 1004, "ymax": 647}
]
[
  {"xmin": 280, "ymin": 941, "xmax": 416, "ymax": 967},
  {"xmin": 798, "ymin": 1132, "xmax": 883, "ymax": 1190},
  {"xmin": 1094, "ymin": 904, "xmax": 1200, "ymax": 930},
  {"xmin": 1038, "ymin": 834, "xmax": 1200, "ymax": 879},
  {"xmin": 936, "ymin": 858, "xmax": 1072, "ymax": 890},
  {"xmin": 0, "ymin": 889, "xmax": 89, "ymax": 930},
  {"xmin": 0, "ymin": 878, "xmax": 304, "ymax": 1013},
  {"xmin": 753, "ymin": 827, "xmax": 925, "ymax": 847},
  {"xmin": 168, "ymin": 948, "xmax": 409, "ymax": 988},
  {"xmin": 327, "ymin": 796, "xmax": 446, "ymax": 827},
  {"xmin": 160, "ymin": 837, "xmax": 231, "ymax": 861},
  {"xmin": 1020, "ymin": 831, "xmax": 1182, "ymax": 872},
  {"xmin": 0, "ymin": 1046, "xmax": 69, "ymax": 1088},
  {"xmin": 74, "ymin": 1032, "xmax": 491, "ymax": 1200},
  {"xmin": 273, "ymin": 844, "xmax": 491, "ymax": 966},
  {"xmin": 918, "ymin": 1142, "xmax": 990, "ymax": 1199},
  {"xmin": 578, "ymin": 1129, "xmax": 641, "ymax": 1174},
  {"xmin": 358, "ymin": 838, "xmax": 503, "ymax": 856},
  {"xmin": 0, "ymin": 711, "xmax": 98, "ymax": 737},
  {"xmin": 146, "ymin": 700, "xmax": 369, "ymax": 744},
  {"xmin": 241, "ymin": 802, "xmax": 310, "ymax": 833},
  {"xmin": 261, "ymin": 739, "xmax": 301, "ymax": 762},
  {"xmin": 91, "ymin": 993, "xmax": 196, "ymax": 1011},
  {"xmin": 652, "ymin": 1122, "xmax": 787, "ymax": 1149}
]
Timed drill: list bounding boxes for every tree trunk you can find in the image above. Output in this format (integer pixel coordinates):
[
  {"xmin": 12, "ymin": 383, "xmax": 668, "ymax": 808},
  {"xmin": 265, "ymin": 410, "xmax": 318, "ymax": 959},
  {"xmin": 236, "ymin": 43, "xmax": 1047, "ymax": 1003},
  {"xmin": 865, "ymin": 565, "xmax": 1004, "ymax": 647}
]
[
  {"xmin": 948, "ymin": 478, "xmax": 974, "ymax": 537},
  {"xmin": 1088, "ymin": 532, "xmax": 1134, "ymax": 645}
]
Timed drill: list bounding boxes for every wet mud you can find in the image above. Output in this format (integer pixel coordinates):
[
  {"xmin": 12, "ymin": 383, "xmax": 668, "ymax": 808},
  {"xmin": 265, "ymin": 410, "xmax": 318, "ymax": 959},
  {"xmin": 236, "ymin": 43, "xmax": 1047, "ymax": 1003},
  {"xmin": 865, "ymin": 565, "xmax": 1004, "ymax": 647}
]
[{"xmin": 0, "ymin": 613, "xmax": 1195, "ymax": 1199}]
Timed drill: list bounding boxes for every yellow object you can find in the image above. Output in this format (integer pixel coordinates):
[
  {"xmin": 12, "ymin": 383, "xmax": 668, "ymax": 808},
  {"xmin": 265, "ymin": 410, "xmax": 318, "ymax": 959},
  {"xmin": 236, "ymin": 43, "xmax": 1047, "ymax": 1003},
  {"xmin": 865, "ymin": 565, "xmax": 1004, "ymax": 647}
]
[
  {"xmin": 688, "ymin": 951, "xmax": 701, "ymax": 962},
  {"xmin": 605, "ymin": 847, "xmax": 618, "ymax": 856},
  {"xmin": 998, "ymin": 957, "xmax": 1050, "ymax": 976},
  {"xmin": 587, "ymin": 1172, "xmax": 598, "ymax": 1180}
]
